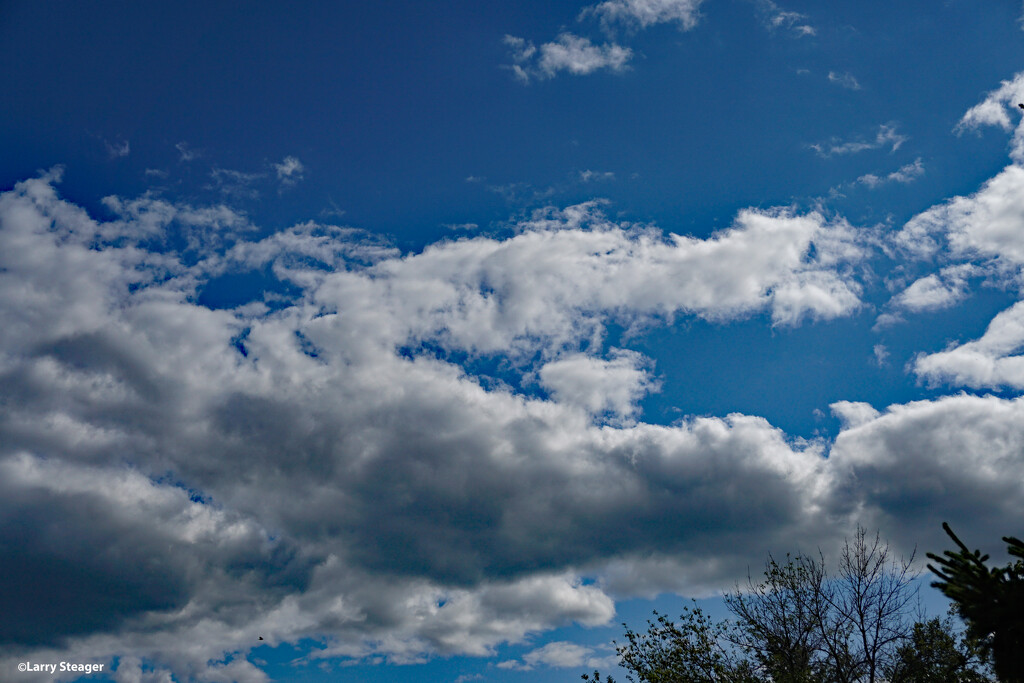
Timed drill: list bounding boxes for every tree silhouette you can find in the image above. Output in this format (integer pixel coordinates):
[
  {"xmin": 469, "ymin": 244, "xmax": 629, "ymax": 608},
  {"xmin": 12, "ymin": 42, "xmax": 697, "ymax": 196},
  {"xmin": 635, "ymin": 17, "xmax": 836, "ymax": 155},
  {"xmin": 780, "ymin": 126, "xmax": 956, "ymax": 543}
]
[{"xmin": 926, "ymin": 522, "xmax": 1024, "ymax": 683}]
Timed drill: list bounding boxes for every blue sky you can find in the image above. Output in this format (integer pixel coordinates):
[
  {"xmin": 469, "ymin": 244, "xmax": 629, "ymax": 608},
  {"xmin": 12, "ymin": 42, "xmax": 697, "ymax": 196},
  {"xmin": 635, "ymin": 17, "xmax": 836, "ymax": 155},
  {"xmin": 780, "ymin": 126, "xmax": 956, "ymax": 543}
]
[{"xmin": 4, "ymin": 1, "xmax": 1024, "ymax": 681}]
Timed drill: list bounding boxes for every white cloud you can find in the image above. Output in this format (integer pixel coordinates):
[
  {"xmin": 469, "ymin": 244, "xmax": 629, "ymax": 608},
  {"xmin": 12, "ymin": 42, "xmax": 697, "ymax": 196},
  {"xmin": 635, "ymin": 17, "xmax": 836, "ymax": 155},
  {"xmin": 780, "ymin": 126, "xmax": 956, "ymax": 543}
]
[
  {"xmin": 6, "ymin": 171, "xmax": 996, "ymax": 682},
  {"xmin": 505, "ymin": 33, "xmax": 632, "ymax": 82},
  {"xmin": 499, "ymin": 640, "xmax": 618, "ymax": 671},
  {"xmin": 104, "ymin": 138, "xmax": 130, "ymax": 158},
  {"xmin": 912, "ymin": 300, "xmax": 1024, "ymax": 389},
  {"xmin": 828, "ymin": 71, "xmax": 861, "ymax": 90},
  {"xmin": 209, "ymin": 167, "xmax": 266, "ymax": 199},
  {"xmin": 858, "ymin": 158, "xmax": 924, "ymax": 188},
  {"xmin": 175, "ymin": 141, "xmax": 200, "ymax": 162},
  {"xmin": 275, "ymin": 155, "xmax": 305, "ymax": 186},
  {"xmin": 579, "ymin": 169, "xmax": 616, "ymax": 182},
  {"xmin": 830, "ymin": 394, "xmax": 1024, "ymax": 556},
  {"xmin": 830, "ymin": 400, "xmax": 879, "ymax": 429},
  {"xmin": 890, "ymin": 264, "xmax": 975, "ymax": 313},
  {"xmin": 873, "ymin": 343, "xmax": 889, "ymax": 366},
  {"xmin": 811, "ymin": 124, "xmax": 905, "ymax": 157},
  {"xmin": 756, "ymin": 0, "xmax": 815, "ymax": 37},
  {"xmin": 957, "ymin": 70, "xmax": 1024, "ymax": 163},
  {"xmin": 584, "ymin": 0, "xmax": 704, "ymax": 31},
  {"xmin": 538, "ymin": 349, "xmax": 658, "ymax": 420},
  {"xmin": 895, "ymin": 164, "xmax": 1024, "ymax": 262}
]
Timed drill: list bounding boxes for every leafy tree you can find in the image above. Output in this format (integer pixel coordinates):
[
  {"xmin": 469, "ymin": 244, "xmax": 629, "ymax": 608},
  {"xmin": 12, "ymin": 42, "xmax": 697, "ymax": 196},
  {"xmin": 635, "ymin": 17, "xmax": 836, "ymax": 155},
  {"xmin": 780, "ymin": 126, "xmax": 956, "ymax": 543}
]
[
  {"xmin": 584, "ymin": 528, "xmax": 941, "ymax": 683},
  {"xmin": 884, "ymin": 611, "xmax": 990, "ymax": 683},
  {"xmin": 581, "ymin": 606, "xmax": 761, "ymax": 683},
  {"xmin": 927, "ymin": 522, "xmax": 1024, "ymax": 683},
  {"xmin": 724, "ymin": 554, "xmax": 828, "ymax": 683}
]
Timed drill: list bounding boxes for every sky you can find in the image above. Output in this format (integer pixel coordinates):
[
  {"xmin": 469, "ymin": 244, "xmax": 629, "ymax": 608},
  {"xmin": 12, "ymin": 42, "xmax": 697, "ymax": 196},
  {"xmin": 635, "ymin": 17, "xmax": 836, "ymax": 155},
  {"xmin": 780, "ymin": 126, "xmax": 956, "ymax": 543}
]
[{"xmin": 3, "ymin": 1, "xmax": 1024, "ymax": 681}]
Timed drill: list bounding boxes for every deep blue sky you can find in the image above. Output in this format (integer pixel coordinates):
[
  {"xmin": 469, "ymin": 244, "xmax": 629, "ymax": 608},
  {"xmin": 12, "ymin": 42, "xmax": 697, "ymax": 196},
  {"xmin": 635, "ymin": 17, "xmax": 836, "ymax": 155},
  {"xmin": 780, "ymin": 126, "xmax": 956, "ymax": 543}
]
[{"xmin": 3, "ymin": 2, "xmax": 1024, "ymax": 682}]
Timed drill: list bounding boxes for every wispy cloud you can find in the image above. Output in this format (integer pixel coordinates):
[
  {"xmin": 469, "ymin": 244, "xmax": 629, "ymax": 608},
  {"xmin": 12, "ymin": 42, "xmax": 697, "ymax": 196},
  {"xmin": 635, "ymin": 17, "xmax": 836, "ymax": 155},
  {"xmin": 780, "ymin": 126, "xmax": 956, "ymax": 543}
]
[
  {"xmin": 578, "ymin": 169, "xmax": 616, "ymax": 182},
  {"xmin": 498, "ymin": 641, "xmax": 617, "ymax": 671},
  {"xmin": 505, "ymin": 33, "xmax": 632, "ymax": 83},
  {"xmin": 175, "ymin": 141, "xmax": 200, "ymax": 162},
  {"xmin": 828, "ymin": 70, "xmax": 861, "ymax": 90},
  {"xmin": 811, "ymin": 124, "xmax": 906, "ymax": 157},
  {"xmin": 208, "ymin": 167, "xmax": 266, "ymax": 199},
  {"xmin": 104, "ymin": 137, "xmax": 130, "ymax": 159},
  {"xmin": 274, "ymin": 155, "xmax": 305, "ymax": 187},
  {"xmin": 756, "ymin": 0, "xmax": 815, "ymax": 37},
  {"xmin": 858, "ymin": 158, "xmax": 924, "ymax": 188},
  {"xmin": 582, "ymin": 0, "xmax": 704, "ymax": 31}
]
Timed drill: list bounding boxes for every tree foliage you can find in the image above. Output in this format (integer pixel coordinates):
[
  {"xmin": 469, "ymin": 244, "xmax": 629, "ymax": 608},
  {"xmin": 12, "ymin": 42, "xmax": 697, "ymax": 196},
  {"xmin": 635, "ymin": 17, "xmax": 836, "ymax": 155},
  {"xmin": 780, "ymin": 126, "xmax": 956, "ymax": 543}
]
[
  {"xmin": 927, "ymin": 522, "xmax": 1024, "ymax": 683},
  {"xmin": 884, "ymin": 612, "xmax": 990, "ymax": 683},
  {"xmin": 581, "ymin": 607, "xmax": 759, "ymax": 683},
  {"xmin": 584, "ymin": 528, "xmax": 992, "ymax": 683}
]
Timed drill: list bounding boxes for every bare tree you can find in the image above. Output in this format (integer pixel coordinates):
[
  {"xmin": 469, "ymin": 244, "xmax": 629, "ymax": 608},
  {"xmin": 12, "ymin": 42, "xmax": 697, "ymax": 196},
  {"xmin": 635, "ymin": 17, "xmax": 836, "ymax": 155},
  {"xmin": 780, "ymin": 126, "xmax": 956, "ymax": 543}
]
[{"xmin": 828, "ymin": 526, "xmax": 918, "ymax": 683}]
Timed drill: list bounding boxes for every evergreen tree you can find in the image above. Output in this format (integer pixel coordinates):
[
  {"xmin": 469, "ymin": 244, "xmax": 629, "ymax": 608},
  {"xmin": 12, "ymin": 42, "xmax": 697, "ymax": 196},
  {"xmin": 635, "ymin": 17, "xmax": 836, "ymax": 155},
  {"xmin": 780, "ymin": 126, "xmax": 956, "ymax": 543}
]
[{"xmin": 926, "ymin": 522, "xmax": 1024, "ymax": 683}]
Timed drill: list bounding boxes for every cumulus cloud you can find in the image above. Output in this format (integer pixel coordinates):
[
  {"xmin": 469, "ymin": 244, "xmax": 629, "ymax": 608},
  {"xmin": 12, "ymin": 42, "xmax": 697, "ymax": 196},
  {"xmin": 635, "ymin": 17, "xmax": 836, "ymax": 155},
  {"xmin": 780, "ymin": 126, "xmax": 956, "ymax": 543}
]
[
  {"xmin": 504, "ymin": 33, "xmax": 632, "ymax": 82},
  {"xmin": 890, "ymin": 264, "xmax": 975, "ymax": 313},
  {"xmin": 957, "ymin": 70, "xmax": 1024, "ymax": 163},
  {"xmin": 811, "ymin": 124, "xmax": 906, "ymax": 157},
  {"xmin": 830, "ymin": 400, "xmax": 880, "ymax": 430},
  {"xmin": 7, "ymin": 170, "xmax": 1016, "ymax": 681},
  {"xmin": 912, "ymin": 300, "xmax": 1024, "ymax": 388},
  {"xmin": 897, "ymin": 164, "xmax": 1024, "ymax": 264},
  {"xmin": 830, "ymin": 394, "xmax": 1024, "ymax": 557},
  {"xmin": 583, "ymin": 0, "xmax": 704, "ymax": 31},
  {"xmin": 538, "ymin": 349, "xmax": 658, "ymax": 421}
]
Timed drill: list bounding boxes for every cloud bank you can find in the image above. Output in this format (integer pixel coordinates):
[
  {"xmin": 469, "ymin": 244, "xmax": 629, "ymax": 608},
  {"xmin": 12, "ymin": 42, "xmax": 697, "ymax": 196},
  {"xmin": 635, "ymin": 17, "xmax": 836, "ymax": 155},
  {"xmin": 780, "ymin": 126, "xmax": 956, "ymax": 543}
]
[{"xmin": 0, "ymin": 157, "xmax": 1020, "ymax": 681}]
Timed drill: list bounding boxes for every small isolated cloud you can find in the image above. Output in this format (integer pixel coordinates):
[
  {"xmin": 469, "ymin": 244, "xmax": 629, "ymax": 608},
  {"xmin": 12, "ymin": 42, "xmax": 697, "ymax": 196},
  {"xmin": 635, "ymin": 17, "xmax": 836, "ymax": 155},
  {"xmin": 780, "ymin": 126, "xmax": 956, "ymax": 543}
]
[
  {"xmin": 811, "ymin": 124, "xmax": 906, "ymax": 157},
  {"xmin": 828, "ymin": 70, "xmax": 861, "ymax": 90},
  {"xmin": 578, "ymin": 169, "xmax": 616, "ymax": 182},
  {"xmin": 891, "ymin": 264, "xmax": 975, "ymax": 313},
  {"xmin": 505, "ymin": 33, "xmax": 632, "ymax": 83},
  {"xmin": 175, "ymin": 141, "xmax": 200, "ymax": 162},
  {"xmin": 275, "ymin": 156, "xmax": 305, "ymax": 186},
  {"xmin": 873, "ymin": 344, "xmax": 889, "ymax": 366},
  {"xmin": 104, "ymin": 138, "xmax": 130, "ymax": 159},
  {"xmin": 756, "ymin": 0, "xmax": 815, "ymax": 37},
  {"xmin": 443, "ymin": 223, "xmax": 478, "ymax": 231},
  {"xmin": 858, "ymin": 158, "xmax": 924, "ymax": 188},
  {"xmin": 583, "ymin": 0, "xmax": 704, "ymax": 31}
]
